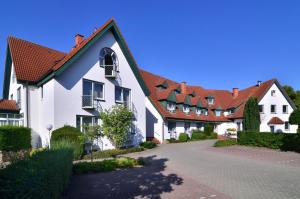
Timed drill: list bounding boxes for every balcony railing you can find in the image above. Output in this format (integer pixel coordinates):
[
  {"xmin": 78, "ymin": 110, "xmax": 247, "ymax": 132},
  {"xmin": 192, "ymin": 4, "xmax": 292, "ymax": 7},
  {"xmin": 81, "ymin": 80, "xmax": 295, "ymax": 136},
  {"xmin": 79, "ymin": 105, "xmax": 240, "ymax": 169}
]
[
  {"xmin": 105, "ymin": 65, "xmax": 116, "ymax": 78},
  {"xmin": 82, "ymin": 95, "xmax": 93, "ymax": 108}
]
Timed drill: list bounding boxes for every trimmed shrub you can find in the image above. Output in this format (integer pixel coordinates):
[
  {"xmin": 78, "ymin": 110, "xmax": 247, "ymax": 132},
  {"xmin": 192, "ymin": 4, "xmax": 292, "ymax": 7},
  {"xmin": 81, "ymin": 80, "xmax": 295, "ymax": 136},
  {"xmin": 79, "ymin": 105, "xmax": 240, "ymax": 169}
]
[
  {"xmin": 214, "ymin": 139, "xmax": 237, "ymax": 147},
  {"xmin": 0, "ymin": 148, "xmax": 73, "ymax": 199},
  {"xmin": 289, "ymin": 109, "xmax": 300, "ymax": 133},
  {"xmin": 204, "ymin": 124, "xmax": 214, "ymax": 136},
  {"xmin": 238, "ymin": 131, "xmax": 300, "ymax": 152},
  {"xmin": 73, "ymin": 157, "xmax": 143, "ymax": 175},
  {"xmin": 178, "ymin": 133, "xmax": 189, "ymax": 142},
  {"xmin": 50, "ymin": 126, "xmax": 84, "ymax": 160},
  {"xmin": 243, "ymin": 97, "xmax": 260, "ymax": 132},
  {"xmin": 0, "ymin": 126, "xmax": 31, "ymax": 151},
  {"xmin": 208, "ymin": 132, "xmax": 218, "ymax": 139},
  {"xmin": 191, "ymin": 131, "xmax": 207, "ymax": 140},
  {"xmin": 82, "ymin": 147, "xmax": 144, "ymax": 160},
  {"xmin": 140, "ymin": 141, "xmax": 157, "ymax": 149}
]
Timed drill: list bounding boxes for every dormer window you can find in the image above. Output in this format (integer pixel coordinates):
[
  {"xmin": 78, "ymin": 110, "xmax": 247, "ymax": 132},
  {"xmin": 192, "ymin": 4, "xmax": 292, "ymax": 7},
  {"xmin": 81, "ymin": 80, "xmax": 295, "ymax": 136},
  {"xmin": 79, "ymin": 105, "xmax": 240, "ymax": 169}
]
[
  {"xmin": 183, "ymin": 105, "xmax": 190, "ymax": 114},
  {"xmin": 100, "ymin": 47, "xmax": 119, "ymax": 78},
  {"xmin": 206, "ymin": 96, "xmax": 215, "ymax": 105},
  {"xmin": 215, "ymin": 110, "xmax": 222, "ymax": 117},
  {"xmin": 196, "ymin": 108, "xmax": 201, "ymax": 115},
  {"xmin": 167, "ymin": 102, "xmax": 176, "ymax": 112},
  {"xmin": 203, "ymin": 109, "xmax": 208, "ymax": 116}
]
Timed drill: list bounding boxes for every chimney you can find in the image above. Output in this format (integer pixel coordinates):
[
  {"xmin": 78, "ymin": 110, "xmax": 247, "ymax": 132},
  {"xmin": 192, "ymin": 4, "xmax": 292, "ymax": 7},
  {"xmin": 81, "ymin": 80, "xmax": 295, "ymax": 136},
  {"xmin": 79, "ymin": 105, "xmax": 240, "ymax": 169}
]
[
  {"xmin": 232, "ymin": 88, "xmax": 239, "ymax": 98},
  {"xmin": 75, "ymin": 34, "xmax": 84, "ymax": 46},
  {"xmin": 257, "ymin": 80, "xmax": 262, "ymax": 87},
  {"xmin": 181, "ymin": 81, "xmax": 187, "ymax": 94}
]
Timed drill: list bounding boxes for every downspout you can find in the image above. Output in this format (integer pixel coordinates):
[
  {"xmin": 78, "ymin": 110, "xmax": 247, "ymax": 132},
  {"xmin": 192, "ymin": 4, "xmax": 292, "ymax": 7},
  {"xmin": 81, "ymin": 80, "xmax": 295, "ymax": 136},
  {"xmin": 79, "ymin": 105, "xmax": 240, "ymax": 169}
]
[{"xmin": 25, "ymin": 82, "xmax": 30, "ymax": 127}]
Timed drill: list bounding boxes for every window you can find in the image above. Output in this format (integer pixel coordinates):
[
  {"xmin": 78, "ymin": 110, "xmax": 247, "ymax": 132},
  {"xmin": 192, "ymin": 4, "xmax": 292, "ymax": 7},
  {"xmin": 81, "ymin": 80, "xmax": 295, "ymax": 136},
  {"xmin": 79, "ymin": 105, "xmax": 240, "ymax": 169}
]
[
  {"xmin": 99, "ymin": 47, "xmax": 119, "ymax": 76},
  {"xmin": 115, "ymin": 86, "xmax": 131, "ymax": 108},
  {"xmin": 82, "ymin": 79, "xmax": 104, "ymax": 107},
  {"xmin": 17, "ymin": 87, "xmax": 21, "ymax": 108},
  {"xmin": 167, "ymin": 102, "xmax": 176, "ymax": 112},
  {"xmin": 207, "ymin": 98, "xmax": 214, "ymax": 105},
  {"xmin": 237, "ymin": 122, "xmax": 241, "ymax": 131},
  {"xmin": 10, "ymin": 94, "xmax": 13, "ymax": 100},
  {"xmin": 284, "ymin": 122, "xmax": 290, "ymax": 130},
  {"xmin": 259, "ymin": 105, "xmax": 264, "ymax": 113},
  {"xmin": 271, "ymin": 90, "xmax": 276, "ymax": 97},
  {"xmin": 196, "ymin": 123, "xmax": 203, "ymax": 129},
  {"xmin": 270, "ymin": 105, "xmax": 276, "ymax": 113},
  {"xmin": 203, "ymin": 109, "xmax": 208, "ymax": 116},
  {"xmin": 184, "ymin": 122, "xmax": 190, "ymax": 133},
  {"xmin": 76, "ymin": 115, "xmax": 99, "ymax": 132},
  {"xmin": 215, "ymin": 110, "xmax": 222, "ymax": 117},
  {"xmin": 282, "ymin": 105, "xmax": 288, "ymax": 114},
  {"xmin": 195, "ymin": 108, "xmax": 201, "ymax": 115},
  {"xmin": 183, "ymin": 105, "xmax": 190, "ymax": 114}
]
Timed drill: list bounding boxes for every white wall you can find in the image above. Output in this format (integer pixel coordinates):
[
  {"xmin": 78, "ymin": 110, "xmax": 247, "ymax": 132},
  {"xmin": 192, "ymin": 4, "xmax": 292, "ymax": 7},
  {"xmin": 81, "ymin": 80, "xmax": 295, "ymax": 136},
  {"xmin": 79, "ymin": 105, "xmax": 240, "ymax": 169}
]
[
  {"xmin": 49, "ymin": 31, "xmax": 146, "ymax": 149},
  {"xmin": 145, "ymin": 98, "xmax": 164, "ymax": 142},
  {"xmin": 259, "ymin": 83, "xmax": 298, "ymax": 133}
]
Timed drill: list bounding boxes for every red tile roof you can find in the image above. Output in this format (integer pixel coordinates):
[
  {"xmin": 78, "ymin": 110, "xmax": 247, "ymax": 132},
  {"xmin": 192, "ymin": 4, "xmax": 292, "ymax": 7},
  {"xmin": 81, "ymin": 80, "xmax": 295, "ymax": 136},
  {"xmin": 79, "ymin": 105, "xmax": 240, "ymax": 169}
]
[
  {"xmin": 268, "ymin": 117, "xmax": 285, "ymax": 125},
  {"xmin": 0, "ymin": 99, "xmax": 19, "ymax": 112},
  {"xmin": 140, "ymin": 69, "xmax": 276, "ymax": 122}
]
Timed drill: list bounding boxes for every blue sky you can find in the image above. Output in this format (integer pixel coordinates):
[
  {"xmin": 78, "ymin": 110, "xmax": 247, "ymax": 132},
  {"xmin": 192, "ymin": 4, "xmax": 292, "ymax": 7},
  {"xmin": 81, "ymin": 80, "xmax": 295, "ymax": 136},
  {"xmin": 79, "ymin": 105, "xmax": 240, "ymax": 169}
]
[{"xmin": 1, "ymin": 0, "xmax": 300, "ymax": 95}]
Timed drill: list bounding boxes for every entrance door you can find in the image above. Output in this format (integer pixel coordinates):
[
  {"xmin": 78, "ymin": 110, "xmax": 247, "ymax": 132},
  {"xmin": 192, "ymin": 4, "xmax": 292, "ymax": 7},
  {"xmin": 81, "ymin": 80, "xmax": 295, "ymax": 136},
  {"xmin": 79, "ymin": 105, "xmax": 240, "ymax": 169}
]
[
  {"xmin": 270, "ymin": 125, "xmax": 275, "ymax": 133},
  {"xmin": 168, "ymin": 122, "xmax": 176, "ymax": 139}
]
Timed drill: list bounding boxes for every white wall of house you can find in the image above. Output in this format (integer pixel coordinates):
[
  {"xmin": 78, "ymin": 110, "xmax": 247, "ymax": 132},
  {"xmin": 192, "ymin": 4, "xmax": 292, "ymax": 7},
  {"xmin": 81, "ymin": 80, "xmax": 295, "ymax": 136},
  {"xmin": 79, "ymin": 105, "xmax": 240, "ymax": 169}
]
[
  {"xmin": 259, "ymin": 83, "xmax": 297, "ymax": 133},
  {"xmin": 215, "ymin": 122, "xmax": 237, "ymax": 135}
]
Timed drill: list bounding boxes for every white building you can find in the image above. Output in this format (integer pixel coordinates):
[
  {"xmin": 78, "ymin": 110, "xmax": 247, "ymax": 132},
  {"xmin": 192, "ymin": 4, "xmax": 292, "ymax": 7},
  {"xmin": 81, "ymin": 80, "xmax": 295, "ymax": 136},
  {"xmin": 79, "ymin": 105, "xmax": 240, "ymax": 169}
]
[
  {"xmin": 1, "ymin": 19, "xmax": 149, "ymax": 149},
  {"xmin": 140, "ymin": 70, "xmax": 298, "ymax": 143}
]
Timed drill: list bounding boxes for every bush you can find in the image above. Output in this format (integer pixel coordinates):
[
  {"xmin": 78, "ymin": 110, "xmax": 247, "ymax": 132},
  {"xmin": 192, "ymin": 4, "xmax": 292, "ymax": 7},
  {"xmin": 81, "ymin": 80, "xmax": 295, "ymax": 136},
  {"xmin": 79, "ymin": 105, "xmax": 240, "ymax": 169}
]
[
  {"xmin": 204, "ymin": 124, "xmax": 214, "ymax": 136},
  {"xmin": 0, "ymin": 126, "xmax": 31, "ymax": 151},
  {"xmin": 214, "ymin": 139, "xmax": 237, "ymax": 147},
  {"xmin": 82, "ymin": 147, "xmax": 144, "ymax": 160},
  {"xmin": 167, "ymin": 138, "xmax": 182, "ymax": 143},
  {"xmin": 140, "ymin": 141, "xmax": 157, "ymax": 149},
  {"xmin": 73, "ymin": 157, "xmax": 143, "ymax": 174},
  {"xmin": 289, "ymin": 109, "xmax": 300, "ymax": 133},
  {"xmin": 191, "ymin": 131, "xmax": 207, "ymax": 140},
  {"xmin": 30, "ymin": 147, "xmax": 47, "ymax": 157},
  {"xmin": 0, "ymin": 148, "xmax": 73, "ymax": 199},
  {"xmin": 208, "ymin": 132, "xmax": 218, "ymax": 139},
  {"xmin": 238, "ymin": 131, "xmax": 300, "ymax": 152},
  {"xmin": 178, "ymin": 133, "xmax": 189, "ymax": 142},
  {"xmin": 50, "ymin": 126, "xmax": 84, "ymax": 160}
]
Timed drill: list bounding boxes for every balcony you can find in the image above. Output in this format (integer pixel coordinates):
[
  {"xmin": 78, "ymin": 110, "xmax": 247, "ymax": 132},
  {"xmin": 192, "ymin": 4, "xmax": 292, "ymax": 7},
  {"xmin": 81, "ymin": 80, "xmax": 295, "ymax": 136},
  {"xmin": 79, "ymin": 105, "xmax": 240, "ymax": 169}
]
[
  {"xmin": 82, "ymin": 95, "xmax": 94, "ymax": 109},
  {"xmin": 105, "ymin": 65, "xmax": 117, "ymax": 78}
]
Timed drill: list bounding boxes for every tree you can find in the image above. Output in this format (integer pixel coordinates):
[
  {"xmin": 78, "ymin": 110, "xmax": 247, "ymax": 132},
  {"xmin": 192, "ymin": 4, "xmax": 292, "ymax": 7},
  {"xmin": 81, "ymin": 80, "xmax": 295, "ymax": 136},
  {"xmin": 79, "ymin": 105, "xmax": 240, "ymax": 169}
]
[
  {"xmin": 100, "ymin": 105, "xmax": 133, "ymax": 148},
  {"xmin": 83, "ymin": 124, "xmax": 102, "ymax": 161},
  {"xmin": 283, "ymin": 85, "xmax": 300, "ymax": 108},
  {"xmin": 243, "ymin": 97, "xmax": 261, "ymax": 132},
  {"xmin": 289, "ymin": 109, "xmax": 300, "ymax": 133}
]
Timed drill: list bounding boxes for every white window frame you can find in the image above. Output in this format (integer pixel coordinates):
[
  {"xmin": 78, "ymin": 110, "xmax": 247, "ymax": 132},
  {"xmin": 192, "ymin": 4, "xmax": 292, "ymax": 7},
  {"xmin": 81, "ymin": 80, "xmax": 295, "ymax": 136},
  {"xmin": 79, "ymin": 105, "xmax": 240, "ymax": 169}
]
[
  {"xmin": 183, "ymin": 105, "xmax": 190, "ymax": 114},
  {"xmin": 215, "ymin": 110, "xmax": 222, "ymax": 117},
  {"xmin": 83, "ymin": 79, "xmax": 105, "ymax": 101},
  {"xmin": 196, "ymin": 108, "xmax": 201, "ymax": 115},
  {"xmin": 76, "ymin": 115, "xmax": 100, "ymax": 133},
  {"xmin": 207, "ymin": 98, "xmax": 214, "ymax": 105},
  {"xmin": 282, "ymin": 105, "xmax": 288, "ymax": 114},
  {"xmin": 115, "ymin": 86, "xmax": 131, "ymax": 106},
  {"xmin": 270, "ymin": 104, "xmax": 276, "ymax": 114},
  {"xmin": 167, "ymin": 102, "xmax": 176, "ymax": 112}
]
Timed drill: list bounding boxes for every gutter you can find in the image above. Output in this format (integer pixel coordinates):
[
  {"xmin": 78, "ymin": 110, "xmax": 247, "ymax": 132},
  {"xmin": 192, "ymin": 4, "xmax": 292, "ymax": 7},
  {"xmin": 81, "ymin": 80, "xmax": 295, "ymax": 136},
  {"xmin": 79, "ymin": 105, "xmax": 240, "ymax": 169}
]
[{"xmin": 25, "ymin": 82, "xmax": 30, "ymax": 127}]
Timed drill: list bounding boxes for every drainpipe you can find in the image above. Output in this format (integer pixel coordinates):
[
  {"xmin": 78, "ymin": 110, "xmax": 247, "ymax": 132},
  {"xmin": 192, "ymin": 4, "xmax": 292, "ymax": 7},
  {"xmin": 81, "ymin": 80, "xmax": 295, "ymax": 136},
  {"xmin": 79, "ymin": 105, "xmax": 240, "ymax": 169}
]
[{"xmin": 25, "ymin": 82, "xmax": 30, "ymax": 127}]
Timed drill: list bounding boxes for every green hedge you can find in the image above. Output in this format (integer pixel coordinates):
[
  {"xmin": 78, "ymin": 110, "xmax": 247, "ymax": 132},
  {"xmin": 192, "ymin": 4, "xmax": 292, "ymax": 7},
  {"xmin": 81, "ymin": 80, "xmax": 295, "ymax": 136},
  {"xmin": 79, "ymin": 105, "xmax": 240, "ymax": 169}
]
[
  {"xmin": 0, "ymin": 148, "xmax": 73, "ymax": 199},
  {"xmin": 140, "ymin": 141, "xmax": 157, "ymax": 149},
  {"xmin": 0, "ymin": 126, "xmax": 31, "ymax": 151},
  {"xmin": 204, "ymin": 124, "xmax": 214, "ymax": 136},
  {"xmin": 82, "ymin": 147, "xmax": 144, "ymax": 160},
  {"xmin": 238, "ymin": 131, "xmax": 300, "ymax": 152},
  {"xmin": 214, "ymin": 140, "xmax": 237, "ymax": 147},
  {"xmin": 50, "ymin": 126, "xmax": 84, "ymax": 160},
  {"xmin": 191, "ymin": 132, "xmax": 207, "ymax": 140},
  {"xmin": 178, "ymin": 133, "xmax": 189, "ymax": 142}
]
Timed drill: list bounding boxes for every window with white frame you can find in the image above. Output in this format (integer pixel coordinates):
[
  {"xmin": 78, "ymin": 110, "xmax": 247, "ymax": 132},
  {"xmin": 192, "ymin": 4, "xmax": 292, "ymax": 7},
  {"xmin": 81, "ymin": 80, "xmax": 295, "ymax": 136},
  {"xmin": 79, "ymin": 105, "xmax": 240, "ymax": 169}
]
[
  {"xmin": 282, "ymin": 105, "xmax": 288, "ymax": 114},
  {"xmin": 207, "ymin": 98, "xmax": 214, "ymax": 105},
  {"xmin": 183, "ymin": 105, "xmax": 190, "ymax": 114},
  {"xmin": 195, "ymin": 108, "xmax": 201, "ymax": 115},
  {"xmin": 203, "ymin": 109, "xmax": 208, "ymax": 116},
  {"xmin": 215, "ymin": 110, "xmax": 222, "ymax": 117},
  {"xmin": 167, "ymin": 102, "xmax": 176, "ymax": 112},
  {"xmin": 76, "ymin": 115, "xmax": 99, "ymax": 132},
  {"xmin": 115, "ymin": 86, "xmax": 131, "ymax": 108},
  {"xmin": 284, "ymin": 122, "xmax": 289, "ymax": 130},
  {"xmin": 259, "ymin": 105, "xmax": 264, "ymax": 113},
  {"xmin": 270, "ymin": 105, "xmax": 276, "ymax": 113},
  {"xmin": 271, "ymin": 90, "xmax": 276, "ymax": 97},
  {"xmin": 82, "ymin": 79, "xmax": 104, "ymax": 107}
]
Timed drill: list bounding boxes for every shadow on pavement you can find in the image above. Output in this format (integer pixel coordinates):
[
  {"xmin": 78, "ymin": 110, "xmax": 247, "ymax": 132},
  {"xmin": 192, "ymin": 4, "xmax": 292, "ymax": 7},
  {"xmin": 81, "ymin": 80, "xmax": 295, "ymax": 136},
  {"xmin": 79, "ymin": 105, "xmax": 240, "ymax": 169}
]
[{"xmin": 63, "ymin": 155, "xmax": 183, "ymax": 199}]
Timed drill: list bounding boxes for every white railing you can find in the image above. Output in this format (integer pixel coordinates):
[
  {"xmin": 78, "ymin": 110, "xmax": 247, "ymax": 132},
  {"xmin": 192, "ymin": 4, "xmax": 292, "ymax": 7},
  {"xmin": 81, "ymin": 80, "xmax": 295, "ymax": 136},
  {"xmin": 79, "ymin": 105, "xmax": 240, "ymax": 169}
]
[{"xmin": 105, "ymin": 65, "xmax": 117, "ymax": 77}]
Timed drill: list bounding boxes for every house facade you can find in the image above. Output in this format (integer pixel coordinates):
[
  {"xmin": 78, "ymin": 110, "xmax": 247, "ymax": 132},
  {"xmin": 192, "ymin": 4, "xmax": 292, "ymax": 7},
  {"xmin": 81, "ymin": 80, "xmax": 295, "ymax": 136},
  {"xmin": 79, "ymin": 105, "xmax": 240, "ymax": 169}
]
[
  {"xmin": 140, "ymin": 70, "xmax": 298, "ymax": 143},
  {"xmin": 1, "ymin": 19, "xmax": 149, "ymax": 149}
]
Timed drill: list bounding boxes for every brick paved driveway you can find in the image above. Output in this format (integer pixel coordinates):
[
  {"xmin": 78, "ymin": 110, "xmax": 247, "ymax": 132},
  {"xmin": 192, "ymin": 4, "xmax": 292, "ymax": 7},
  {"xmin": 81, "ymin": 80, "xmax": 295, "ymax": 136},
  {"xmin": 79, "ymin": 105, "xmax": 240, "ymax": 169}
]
[{"xmin": 64, "ymin": 140, "xmax": 300, "ymax": 199}]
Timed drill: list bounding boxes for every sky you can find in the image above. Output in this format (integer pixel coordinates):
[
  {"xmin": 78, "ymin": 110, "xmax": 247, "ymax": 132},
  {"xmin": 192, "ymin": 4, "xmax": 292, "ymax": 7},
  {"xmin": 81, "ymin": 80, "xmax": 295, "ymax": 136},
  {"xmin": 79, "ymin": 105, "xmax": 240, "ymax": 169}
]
[{"xmin": 0, "ymin": 0, "xmax": 300, "ymax": 96}]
